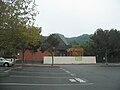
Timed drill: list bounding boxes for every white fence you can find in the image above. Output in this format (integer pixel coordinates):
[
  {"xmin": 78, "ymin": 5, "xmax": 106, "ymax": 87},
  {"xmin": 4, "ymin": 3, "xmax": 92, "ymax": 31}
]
[{"xmin": 44, "ymin": 56, "xmax": 96, "ymax": 64}]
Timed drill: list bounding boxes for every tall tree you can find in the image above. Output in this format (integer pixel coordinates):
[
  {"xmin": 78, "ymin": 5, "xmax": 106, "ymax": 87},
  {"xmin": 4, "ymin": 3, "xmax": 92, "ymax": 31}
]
[
  {"xmin": 91, "ymin": 28, "xmax": 120, "ymax": 64},
  {"xmin": 0, "ymin": 0, "xmax": 39, "ymax": 59},
  {"xmin": 18, "ymin": 26, "xmax": 41, "ymax": 64},
  {"xmin": 108, "ymin": 29, "xmax": 120, "ymax": 51},
  {"xmin": 91, "ymin": 28, "xmax": 109, "ymax": 64},
  {"xmin": 40, "ymin": 34, "xmax": 59, "ymax": 66},
  {"xmin": 80, "ymin": 41, "xmax": 94, "ymax": 56}
]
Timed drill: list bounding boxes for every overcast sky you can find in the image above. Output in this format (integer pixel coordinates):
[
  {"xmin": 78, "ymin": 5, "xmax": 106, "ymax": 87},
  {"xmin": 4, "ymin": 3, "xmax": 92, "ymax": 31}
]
[{"xmin": 35, "ymin": 0, "xmax": 120, "ymax": 37}]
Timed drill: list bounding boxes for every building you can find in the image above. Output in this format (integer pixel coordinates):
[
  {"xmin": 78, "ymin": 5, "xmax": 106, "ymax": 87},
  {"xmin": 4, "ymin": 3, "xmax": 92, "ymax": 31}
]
[
  {"xmin": 16, "ymin": 33, "xmax": 71, "ymax": 62},
  {"xmin": 52, "ymin": 34, "xmax": 71, "ymax": 56}
]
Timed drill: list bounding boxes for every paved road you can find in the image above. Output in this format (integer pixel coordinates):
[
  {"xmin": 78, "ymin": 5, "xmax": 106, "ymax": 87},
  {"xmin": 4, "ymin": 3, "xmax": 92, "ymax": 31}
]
[{"xmin": 0, "ymin": 65, "xmax": 120, "ymax": 90}]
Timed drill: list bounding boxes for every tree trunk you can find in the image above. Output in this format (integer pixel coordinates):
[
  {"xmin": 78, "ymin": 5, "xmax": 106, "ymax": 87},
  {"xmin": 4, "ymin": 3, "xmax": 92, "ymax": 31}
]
[
  {"xmin": 105, "ymin": 50, "xmax": 108, "ymax": 65},
  {"xmin": 22, "ymin": 48, "xmax": 25, "ymax": 66},
  {"xmin": 12, "ymin": 48, "xmax": 16, "ymax": 64},
  {"xmin": 51, "ymin": 52, "xmax": 54, "ymax": 66}
]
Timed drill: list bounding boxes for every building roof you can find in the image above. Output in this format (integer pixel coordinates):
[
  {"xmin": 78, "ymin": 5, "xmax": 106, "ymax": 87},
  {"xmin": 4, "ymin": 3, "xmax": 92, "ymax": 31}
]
[
  {"xmin": 53, "ymin": 33, "xmax": 70, "ymax": 50},
  {"xmin": 57, "ymin": 34, "xmax": 69, "ymax": 45}
]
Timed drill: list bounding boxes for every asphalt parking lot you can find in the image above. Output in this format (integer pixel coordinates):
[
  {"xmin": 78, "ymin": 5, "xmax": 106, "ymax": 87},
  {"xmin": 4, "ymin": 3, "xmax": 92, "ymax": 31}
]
[{"xmin": 0, "ymin": 65, "xmax": 120, "ymax": 90}]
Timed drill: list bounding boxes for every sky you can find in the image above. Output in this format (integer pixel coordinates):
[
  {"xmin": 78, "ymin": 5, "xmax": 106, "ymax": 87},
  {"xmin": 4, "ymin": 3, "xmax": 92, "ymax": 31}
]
[{"xmin": 35, "ymin": 0, "xmax": 120, "ymax": 37}]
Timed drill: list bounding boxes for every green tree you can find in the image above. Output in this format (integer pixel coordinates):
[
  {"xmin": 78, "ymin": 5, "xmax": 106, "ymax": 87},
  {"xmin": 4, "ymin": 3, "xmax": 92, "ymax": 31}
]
[
  {"xmin": 0, "ymin": 0, "xmax": 39, "ymax": 59},
  {"xmin": 91, "ymin": 29, "xmax": 109, "ymax": 64},
  {"xmin": 80, "ymin": 41, "xmax": 94, "ymax": 56},
  {"xmin": 70, "ymin": 40, "xmax": 79, "ymax": 46},
  {"xmin": 91, "ymin": 28, "xmax": 120, "ymax": 64},
  {"xmin": 108, "ymin": 29, "xmax": 120, "ymax": 51},
  {"xmin": 40, "ymin": 34, "xmax": 59, "ymax": 66},
  {"xmin": 18, "ymin": 26, "xmax": 41, "ymax": 65}
]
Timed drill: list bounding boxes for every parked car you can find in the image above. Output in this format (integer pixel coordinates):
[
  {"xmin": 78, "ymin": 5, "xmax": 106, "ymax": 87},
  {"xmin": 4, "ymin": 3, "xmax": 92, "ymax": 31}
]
[{"xmin": 0, "ymin": 57, "xmax": 15, "ymax": 67}]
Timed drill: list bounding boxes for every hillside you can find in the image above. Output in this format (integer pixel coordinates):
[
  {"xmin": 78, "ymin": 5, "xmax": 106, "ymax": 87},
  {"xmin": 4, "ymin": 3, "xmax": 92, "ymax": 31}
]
[
  {"xmin": 66, "ymin": 34, "xmax": 92, "ymax": 45},
  {"xmin": 41, "ymin": 34, "xmax": 92, "ymax": 45}
]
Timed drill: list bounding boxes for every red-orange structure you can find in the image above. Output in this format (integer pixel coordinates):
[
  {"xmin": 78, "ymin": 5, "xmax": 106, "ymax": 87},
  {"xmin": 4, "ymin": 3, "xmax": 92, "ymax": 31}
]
[
  {"xmin": 17, "ymin": 50, "xmax": 48, "ymax": 61},
  {"xmin": 67, "ymin": 48, "xmax": 84, "ymax": 56}
]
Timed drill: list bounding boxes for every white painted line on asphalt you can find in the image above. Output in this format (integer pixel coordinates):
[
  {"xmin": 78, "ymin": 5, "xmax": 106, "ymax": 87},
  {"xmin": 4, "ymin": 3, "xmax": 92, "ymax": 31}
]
[
  {"xmin": 14, "ymin": 66, "xmax": 22, "ymax": 68},
  {"xmin": 70, "ymin": 74, "xmax": 75, "ymax": 76},
  {"xmin": 21, "ymin": 68, "xmax": 63, "ymax": 72},
  {"xmin": 60, "ymin": 68, "xmax": 88, "ymax": 83},
  {"xmin": 60, "ymin": 68, "xmax": 75, "ymax": 77},
  {"xmin": 16, "ymin": 66, "xmax": 22, "ymax": 69},
  {"xmin": 75, "ymin": 78, "xmax": 86, "ymax": 83},
  {"xmin": 23, "ymin": 70, "xmax": 62, "ymax": 72},
  {"xmin": 66, "ymin": 71, "xmax": 70, "ymax": 74},
  {"xmin": 0, "ymin": 83, "xmax": 94, "ymax": 86},
  {"xmin": 69, "ymin": 79, "xmax": 77, "ymax": 83},
  {"xmin": 10, "ymin": 75, "xmax": 73, "ymax": 79},
  {"xmin": 4, "ymin": 69, "xmax": 11, "ymax": 73},
  {"xmin": 11, "ymin": 71, "xmax": 68, "ymax": 75},
  {"xmin": 60, "ymin": 68, "xmax": 66, "ymax": 72}
]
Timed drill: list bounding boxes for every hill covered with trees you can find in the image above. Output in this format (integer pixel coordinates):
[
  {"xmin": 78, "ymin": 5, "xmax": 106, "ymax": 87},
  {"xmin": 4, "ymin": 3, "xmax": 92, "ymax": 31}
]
[{"xmin": 66, "ymin": 34, "xmax": 92, "ymax": 46}]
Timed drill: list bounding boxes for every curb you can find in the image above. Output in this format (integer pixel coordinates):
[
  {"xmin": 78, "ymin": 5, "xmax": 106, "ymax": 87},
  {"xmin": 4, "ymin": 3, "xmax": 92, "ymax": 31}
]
[
  {"xmin": 100, "ymin": 65, "xmax": 120, "ymax": 67},
  {"xmin": 99, "ymin": 63, "xmax": 120, "ymax": 67}
]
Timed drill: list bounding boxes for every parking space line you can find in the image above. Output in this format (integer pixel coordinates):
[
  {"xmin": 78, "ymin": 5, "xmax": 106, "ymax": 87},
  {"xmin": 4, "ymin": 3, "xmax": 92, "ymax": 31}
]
[
  {"xmin": 70, "ymin": 73, "xmax": 75, "ymax": 76},
  {"xmin": 10, "ymin": 75, "xmax": 73, "ymax": 79},
  {"xmin": 4, "ymin": 69, "xmax": 11, "ymax": 73},
  {"xmin": 60, "ymin": 67, "xmax": 91, "ymax": 84},
  {"xmin": 60, "ymin": 68, "xmax": 76, "ymax": 77},
  {"xmin": 69, "ymin": 79, "xmax": 77, "ymax": 83},
  {"xmin": 0, "ymin": 83, "xmax": 94, "ymax": 86},
  {"xmin": 11, "ymin": 71, "xmax": 68, "ymax": 75},
  {"xmin": 65, "ymin": 71, "xmax": 70, "ymax": 74},
  {"xmin": 75, "ymin": 78, "xmax": 86, "ymax": 83},
  {"xmin": 23, "ymin": 67, "xmax": 61, "ymax": 70},
  {"xmin": 7, "ymin": 66, "xmax": 94, "ymax": 86},
  {"xmin": 23, "ymin": 70, "xmax": 63, "ymax": 72},
  {"xmin": 60, "ymin": 68, "xmax": 68, "ymax": 72}
]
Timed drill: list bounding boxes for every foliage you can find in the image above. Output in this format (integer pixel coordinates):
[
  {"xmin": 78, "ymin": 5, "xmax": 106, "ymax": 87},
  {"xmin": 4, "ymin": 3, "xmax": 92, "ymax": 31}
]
[
  {"xmin": 40, "ymin": 34, "xmax": 59, "ymax": 66},
  {"xmin": 19, "ymin": 26, "xmax": 41, "ymax": 62},
  {"xmin": 40, "ymin": 34, "xmax": 59, "ymax": 53},
  {"xmin": 19, "ymin": 26, "xmax": 41, "ymax": 50},
  {"xmin": 91, "ymin": 28, "xmax": 120, "ymax": 63},
  {"xmin": 91, "ymin": 28, "xmax": 109, "ymax": 53},
  {"xmin": 0, "ymin": 0, "xmax": 40, "ymax": 59},
  {"xmin": 66, "ymin": 34, "xmax": 91, "ymax": 45},
  {"xmin": 80, "ymin": 41, "xmax": 94, "ymax": 56},
  {"xmin": 66, "ymin": 34, "xmax": 92, "ymax": 56}
]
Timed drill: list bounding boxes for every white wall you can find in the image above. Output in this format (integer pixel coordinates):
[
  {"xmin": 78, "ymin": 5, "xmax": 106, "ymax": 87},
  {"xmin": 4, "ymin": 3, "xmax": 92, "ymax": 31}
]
[{"xmin": 44, "ymin": 56, "xmax": 96, "ymax": 64}]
